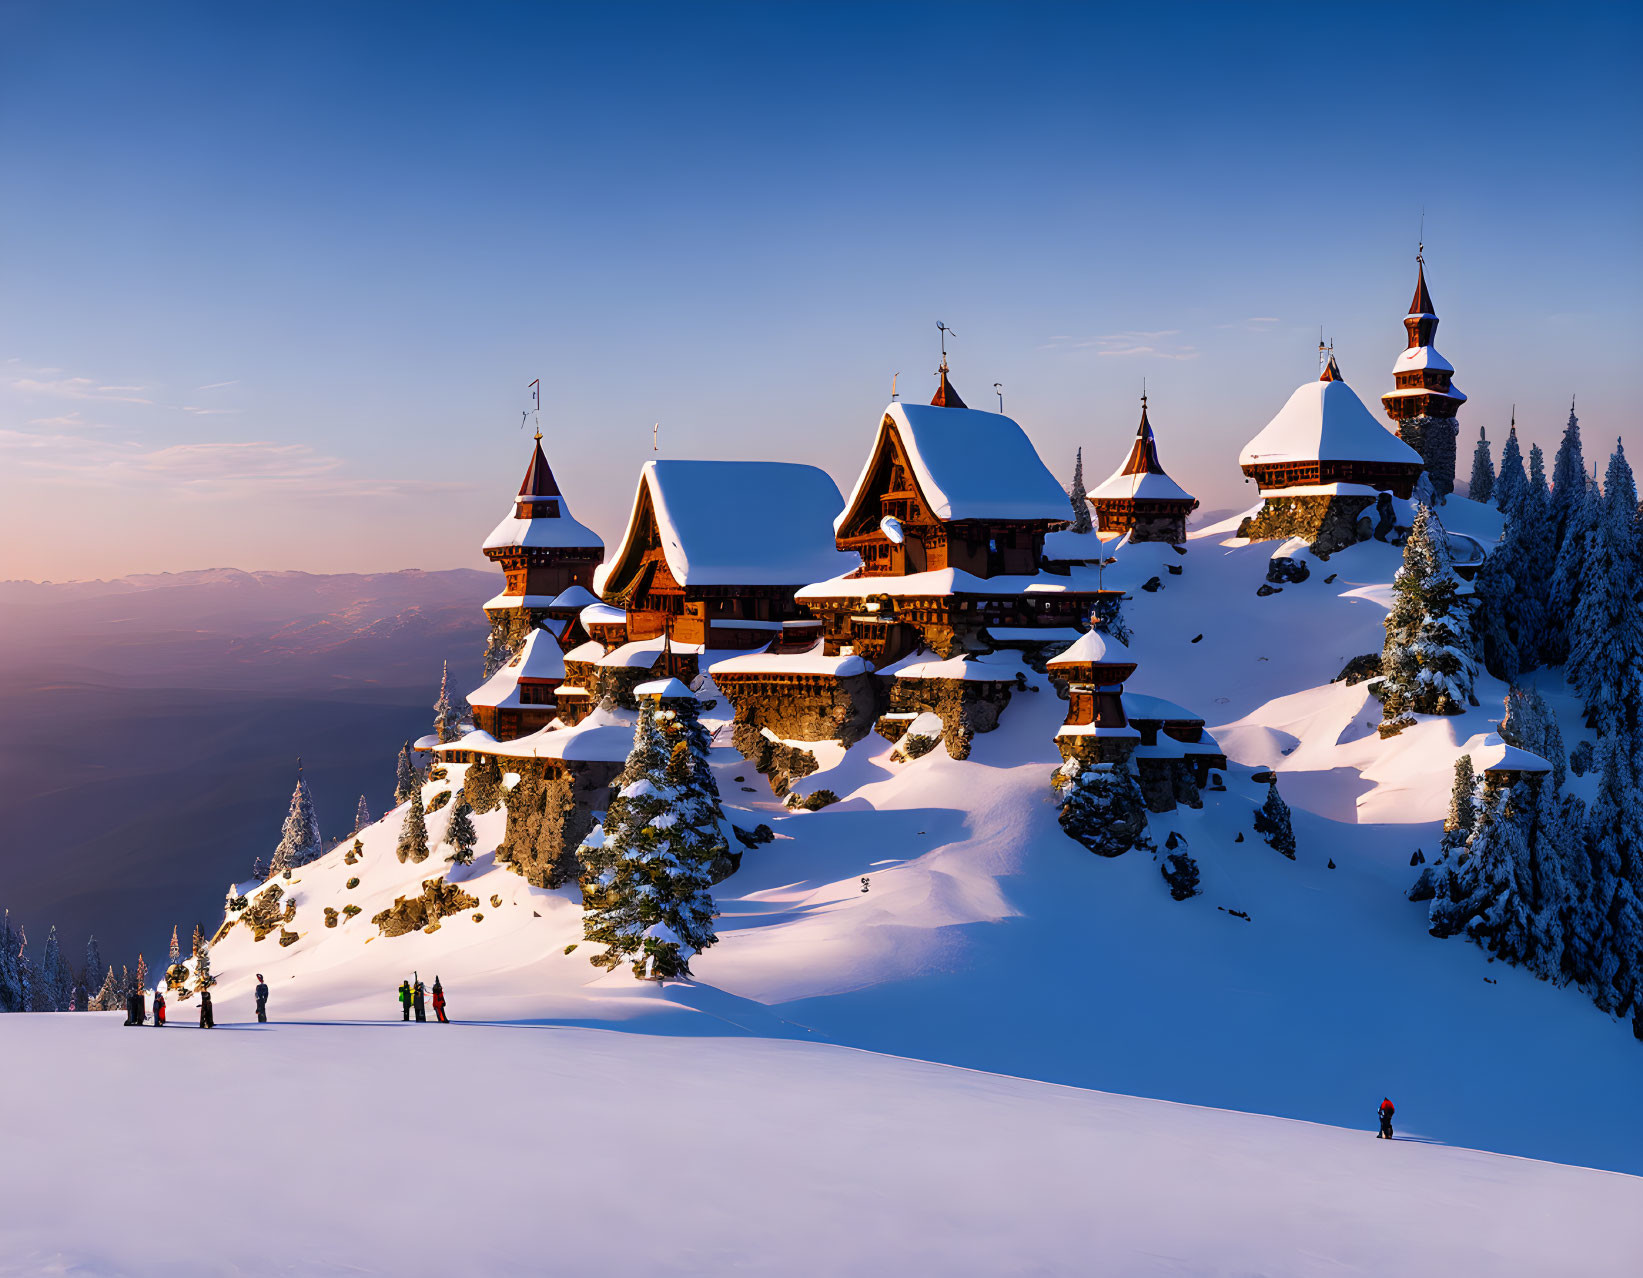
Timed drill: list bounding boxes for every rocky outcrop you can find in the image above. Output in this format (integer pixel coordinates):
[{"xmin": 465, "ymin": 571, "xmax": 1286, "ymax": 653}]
[
  {"xmin": 885, "ymin": 676, "xmax": 1012, "ymax": 761},
  {"xmin": 496, "ymin": 758, "xmax": 621, "ymax": 888},
  {"xmin": 1266, "ymin": 556, "xmax": 1311, "ymax": 584},
  {"xmin": 730, "ymin": 722, "xmax": 819, "ymax": 798},
  {"xmin": 1238, "ymin": 494, "xmax": 1377, "ymax": 557},
  {"xmin": 714, "ymin": 670, "xmax": 883, "ymax": 748},
  {"xmin": 561, "ymin": 654, "xmax": 698, "ymax": 722},
  {"xmin": 1334, "ymin": 652, "xmax": 1383, "ymax": 685},
  {"xmin": 371, "ymin": 878, "xmax": 480, "ymax": 937}
]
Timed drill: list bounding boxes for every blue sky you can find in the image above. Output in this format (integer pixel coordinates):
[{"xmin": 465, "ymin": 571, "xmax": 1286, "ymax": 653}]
[{"xmin": 2, "ymin": 1, "xmax": 1638, "ymax": 579}]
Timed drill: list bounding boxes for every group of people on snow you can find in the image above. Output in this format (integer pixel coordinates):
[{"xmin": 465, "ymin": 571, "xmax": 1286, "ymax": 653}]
[
  {"xmin": 120, "ymin": 973, "xmax": 263, "ymax": 1028},
  {"xmin": 397, "ymin": 975, "xmax": 448, "ymax": 1022}
]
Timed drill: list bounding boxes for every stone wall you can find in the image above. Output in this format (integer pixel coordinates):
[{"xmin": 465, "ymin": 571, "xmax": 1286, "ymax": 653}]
[
  {"xmin": 885, "ymin": 676, "xmax": 1013, "ymax": 760},
  {"xmin": 496, "ymin": 757, "xmax": 623, "ymax": 888},
  {"xmin": 1396, "ymin": 415, "xmax": 1459, "ymax": 498},
  {"xmin": 1237, "ymin": 494, "xmax": 1376, "ymax": 557},
  {"xmin": 714, "ymin": 671, "xmax": 883, "ymax": 748},
  {"xmin": 561, "ymin": 655, "xmax": 697, "ymax": 720}
]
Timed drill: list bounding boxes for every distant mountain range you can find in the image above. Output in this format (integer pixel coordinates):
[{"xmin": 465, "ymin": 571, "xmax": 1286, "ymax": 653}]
[{"xmin": 0, "ymin": 567, "xmax": 494, "ymax": 966}]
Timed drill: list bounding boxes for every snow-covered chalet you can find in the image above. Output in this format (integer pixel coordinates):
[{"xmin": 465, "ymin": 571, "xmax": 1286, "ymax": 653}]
[
  {"xmin": 1085, "ymin": 396, "xmax": 1199, "ymax": 543},
  {"xmin": 1381, "ymin": 254, "xmax": 1467, "ymax": 497}
]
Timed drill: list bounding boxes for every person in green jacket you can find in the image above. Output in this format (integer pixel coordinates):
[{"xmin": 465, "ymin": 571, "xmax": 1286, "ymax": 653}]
[{"xmin": 398, "ymin": 979, "xmax": 413, "ymax": 1021}]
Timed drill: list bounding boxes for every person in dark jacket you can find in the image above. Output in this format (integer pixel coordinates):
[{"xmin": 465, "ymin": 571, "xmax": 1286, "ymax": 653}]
[
  {"xmin": 398, "ymin": 980, "xmax": 413, "ymax": 1021},
  {"xmin": 127, "ymin": 989, "xmax": 145, "ymax": 1026},
  {"xmin": 199, "ymin": 988, "xmax": 215, "ymax": 1028},
  {"xmin": 432, "ymin": 977, "xmax": 448, "ymax": 1024},
  {"xmin": 412, "ymin": 979, "xmax": 427, "ymax": 1022},
  {"xmin": 1377, "ymin": 1098, "xmax": 1396, "ymax": 1139},
  {"xmin": 254, "ymin": 974, "xmax": 269, "ymax": 1023},
  {"xmin": 153, "ymin": 989, "xmax": 166, "ymax": 1027}
]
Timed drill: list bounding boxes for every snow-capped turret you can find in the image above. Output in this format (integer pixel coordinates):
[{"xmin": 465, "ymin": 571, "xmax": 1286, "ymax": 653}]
[
  {"xmin": 483, "ymin": 436, "xmax": 604, "ymax": 557},
  {"xmin": 1382, "ymin": 254, "xmax": 1467, "ymax": 496},
  {"xmin": 1087, "ymin": 396, "xmax": 1199, "ymax": 543},
  {"xmin": 1239, "ymin": 354, "xmax": 1424, "ymax": 498},
  {"xmin": 465, "ymin": 627, "xmax": 567, "ymax": 741}
]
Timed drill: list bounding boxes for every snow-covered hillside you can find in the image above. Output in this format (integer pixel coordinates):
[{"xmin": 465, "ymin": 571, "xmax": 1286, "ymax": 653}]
[
  {"xmin": 183, "ymin": 495, "xmax": 1643, "ymax": 1183},
  {"xmin": 4, "ymin": 1013, "xmax": 1638, "ymax": 1278}
]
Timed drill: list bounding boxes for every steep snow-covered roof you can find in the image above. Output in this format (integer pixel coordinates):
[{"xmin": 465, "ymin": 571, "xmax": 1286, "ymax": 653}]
[
  {"xmin": 466, "ymin": 629, "xmax": 566, "ymax": 709},
  {"xmin": 1240, "ymin": 378, "xmax": 1423, "ymax": 468},
  {"xmin": 710, "ymin": 644, "xmax": 873, "ymax": 678},
  {"xmin": 580, "ymin": 602, "xmax": 627, "ymax": 629},
  {"xmin": 798, "ymin": 563, "xmax": 1109, "ymax": 601},
  {"xmin": 483, "ymin": 442, "xmax": 604, "ymax": 553},
  {"xmin": 482, "ymin": 705, "xmax": 638, "ymax": 763},
  {"xmin": 635, "ymin": 677, "xmax": 695, "ymax": 700},
  {"xmin": 1392, "ymin": 346, "xmax": 1454, "ymax": 375},
  {"xmin": 598, "ymin": 460, "xmax": 857, "ymax": 591},
  {"xmin": 1040, "ymin": 529, "xmax": 1109, "ymax": 564},
  {"xmin": 1121, "ymin": 692, "xmax": 1205, "ymax": 723},
  {"xmin": 547, "ymin": 585, "xmax": 600, "ymax": 610},
  {"xmin": 1088, "ymin": 404, "xmax": 1197, "ymax": 506},
  {"xmin": 837, "ymin": 402, "xmax": 1071, "ymax": 530},
  {"xmin": 1046, "ymin": 629, "xmax": 1110, "ymax": 667},
  {"xmin": 1471, "ymin": 734, "xmax": 1552, "ymax": 775}
]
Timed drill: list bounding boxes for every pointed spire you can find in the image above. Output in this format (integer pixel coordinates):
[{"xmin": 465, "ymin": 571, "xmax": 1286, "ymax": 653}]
[
  {"xmin": 517, "ymin": 436, "xmax": 562, "ymax": 499},
  {"xmin": 1409, "ymin": 255, "xmax": 1435, "ymax": 316},
  {"xmin": 931, "ymin": 359, "xmax": 967, "ymax": 409},
  {"xmin": 1119, "ymin": 393, "xmax": 1169, "ymax": 477},
  {"xmin": 1319, "ymin": 350, "xmax": 1344, "ymax": 382}
]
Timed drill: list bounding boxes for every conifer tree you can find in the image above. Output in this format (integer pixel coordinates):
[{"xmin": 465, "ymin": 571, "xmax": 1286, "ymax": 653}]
[
  {"xmin": 396, "ymin": 787, "xmax": 430, "ymax": 864},
  {"xmin": 1545, "ymin": 475, "xmax": 1599, "ymax": 666},
  {"xmin": 135, "ymin": 953, "xmax": 148, "ymax": 997},
  {"xmin": 1058, "ymin": 763, "xmax": 1151, "ymax": 858},
  {"xmin": 1501, "ymin": 687, "xmax": 1566, "ymax": 789},
  {"xmin": 579, "ymin": 698, "xmax": 723, "ymax": 980},
  {"xmin": 1413, "ymin": 755, "xmax": 1478, "ymax": 901},
  {"xmin": 444, "ymin": 800, "xmax": 477, "ymax": 866},
  {"xmin": 42, "ymin": 926, "xmax": 72, "ymax": 1012},
  {"xmin": 1068, "ymin": 448, "xmax": 1093, "ymax": 534},
  {"xmin": 1569, "ymin": 444, "xmax": 1643, "ymax": 738},
  {"xmin": 84, "ymin": 936, "xmax": 103, "ymax": 1000},
  {"xmin": 118, "ymin": 964, "xmax": 132, "ymax": 1004},
  {"xmin": 354, "ymin": 795, "xmax": 373, "ymax": 833},
  {"xmin": 1380, "ymin": 506, "xmax": 1477, "ymax": 719},
  {"xmin": 1467, "ymin": 424, "xmax": 1494, "ymax": 504},
  {"xmin": 1252, "ymin": 778, "xmax": 1296, "ymax": 859},
  {"xmin": 168, "ymin": 926, "xmax": 180, "ymax": 967},
  {"xmin": 481, "ymin": 623, "xmax": 515, "ymax": 680},
  {"xmin": 463, "ymin": 753, "xmax": 503, "ymax": 814},
  {"xmin": 251, "ymin": 856, "xmax": 267, "ymax": 882},
  {"xmin": 395, "ymin": 742, "xmax": 420, "ymax": 804},
  {"xmin": 1429, "ymin": 784, "xmax": 1537, "ymax": 964},
  {"xmin": 432, "ymin": 661, "xmax": 463, "ymax": 744},
  {"xmin": 1549, "ymin": 397, "xmax": 1585, "ymax": 547},
  {"xmin": 1473, "ymin": 491, "xmax": 1535, "ymax": 682},
  {"xmin": 270, "ymin": 761, "xmax": 325, "ymax": 876},
  {"xmin": 191, "ymin": 923, "xmax": 204, "ymax": 959},
  {"xmin": 93, "ymin": 966, "xmax": 119, "ymax": 1012},
  {"xmin": 15, "ymin": 926, "xmax": 35, "ymax": 1012},
  {"xmin": 1495, "ymin": 420, "xmax": 1525, "ymax": 512},
  {"xmin": 0, "ymin": 910, "xmax": 17, "ymax": 1013}
]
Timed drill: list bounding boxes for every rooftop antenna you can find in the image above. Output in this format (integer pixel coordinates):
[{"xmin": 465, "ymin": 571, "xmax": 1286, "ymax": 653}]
[
  {"xmin": 652, "ymin": 422, "xmax": 660, "ymax": 451},
  {"xmin": 994, "ymin": 382, "xmax": 1003, "ymax": 413},
  {"xmin": 937, "ymin": 321, "xmax": 955, "ymax": 372},
  {"xmin": 528, "ymin": 379, "xmax": 542, "ymax": 441},
  {"xmin": 891, "ymin": 371, "xmax": 900, "ymax": 402},
  {"xmin": 1418, "ymin": 206, "xmax": 1426, "ymax": 264}
]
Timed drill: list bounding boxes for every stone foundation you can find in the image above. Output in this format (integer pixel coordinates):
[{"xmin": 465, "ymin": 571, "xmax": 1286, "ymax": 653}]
[
  {"xmin": 1237, "ymin": 494, "xmax": 1376, "ymax": 557},
  {"xmin": 496, "ymin": 758, "xmax": 623, "ymax": 888},
  {"xmin": 560, "ymin": 654, "xmax": 699, "ymax": 724},
  {"xmin": 714, "ymin": 670, "xmax": 883, "ymax": 748},
  {"xmin": 885, "ymin": 676, "xmax": 1012, "ymax": 760},
  {"xmin": 1395, "ymin": 415, "xmax": 1459, "ymax": 498},
  {"xmin": 1055, "ymin": 733, "xmax": 1137, "ymax": 769},
  {"xmin": 729, "ymin": 721, "xmax": 820, "ymax": 797}
]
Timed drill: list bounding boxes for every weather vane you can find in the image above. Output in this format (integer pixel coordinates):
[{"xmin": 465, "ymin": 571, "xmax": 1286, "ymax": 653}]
[
  {"xmin": 527, "ymin": 378, "xmax": 542, "ymax": 440},
  {"xmin": 937, "ymin": 321, "xmax": 955, "ymax": 367},
  {"xmin": 994, "ymin": 382, "xmax": 1003, "ymax": 412}
]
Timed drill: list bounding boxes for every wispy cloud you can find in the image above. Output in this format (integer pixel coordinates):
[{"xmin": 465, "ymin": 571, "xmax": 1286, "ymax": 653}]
[
  {"xmin": 10, "ymin": 375, "xmax": 154, "ymax": 405},
  {"xmin": 194, "ymin": 379, "xmax": 240, "ymax": 391},
  {"xmin": 1042, "ymin": 331, "xmax": 1198, "ymax": 360}
]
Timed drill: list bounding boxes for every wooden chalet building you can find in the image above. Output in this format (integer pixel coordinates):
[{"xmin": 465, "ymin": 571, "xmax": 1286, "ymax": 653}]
[
  {"xmin": 465, "ymin": 627, "xmax": 566, "ymax": 742},
  {"xmin": 1086, "ymin": 397, "xmax": 1199, "ymax": 543},
  {"xmin": 594, "ymin": 458, "xmax": 856, "ymax": 653},
  {"xmin": 481, "ymin": 431, "xmax": 605, "ymax": 643},
  {"xmin": 1046, "ymin": 629, "xmax": 1140, "ymax": 767},
  {"xmin": 797, "ymin": 369, "xmax": 1119, "ymax": 664},
  {"xmin": 1381, "ymin": 255, "xmax": 1467, "ymax": 496}
]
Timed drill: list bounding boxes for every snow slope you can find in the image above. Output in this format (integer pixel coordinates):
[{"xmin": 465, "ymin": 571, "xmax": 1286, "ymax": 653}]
[
  {"xmin": 186, "ymin": 496, "xmax": 1641, "ymax": 1182},
  {"xmin": 3, "ymin": 1013, "xmax": 1637, "ymax": 1278}
]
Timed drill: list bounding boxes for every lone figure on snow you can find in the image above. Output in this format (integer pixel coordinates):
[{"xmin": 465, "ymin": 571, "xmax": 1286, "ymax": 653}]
[
  {"xmin": 432, "ymin": 977, "xmax": 448, "ymax": 1024},
  {"xmin": 199, "ymin": 988, "xmax": 214, "ymax": 1028},
  {"xmin": 398, "ymin": 980, "xmax": 413, "ymax": 1021},
  {"xmin": 153, "ymin": 989, "xmax": 166, "ymax": 1027},
  {"xmin": 1377, "ymin": 1097, "xmax": 1396, "ymax": 1140},
  {"xmin": 254, "ymin": 974, "xmax": 269, "ymax": 1023},
  {"xmin": 412, "ymin": 978, "xmax": 427, "ymax": 1023}
]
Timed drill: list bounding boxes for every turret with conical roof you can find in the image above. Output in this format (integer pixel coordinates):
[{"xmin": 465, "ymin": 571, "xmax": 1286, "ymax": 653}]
[
  {"xmin": 1086, "ymin": 396, "xmax": 1199, "ymax": 543},
  {"xmin": 1382, "ymin": 253, "xmax": 1466, "ymax": 496},
  {"xmin": 931, "ymin": 358, "xmax": 967, "ymax": 409}
]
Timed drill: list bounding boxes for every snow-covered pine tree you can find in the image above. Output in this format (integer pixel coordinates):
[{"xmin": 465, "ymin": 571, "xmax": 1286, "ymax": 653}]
[
  {"xmin": 1252, "ymin": 777, "xmax": 1296, "ymax": 859},
  {"xmin": 1380, "ymin": 505, "xmax": 1477, "ymax": 720},
  {"xmin": 15, "ymin": 928, "xmax": 37, "ymax": 1012},
  {"xmin": 354, "ymin": 795, "xmax": 372, "ymax": 833},
  {"xmin": 191, "ymin": 923, "xmax": 204, "ymax": 958},
  {"xmin": 1057, "ymin": 761, "xmax": 1150, "ymax": 857},
  {"xmin": 1495, "ymin": 419, "xmax": 1525, "ymax": 512},
  {"xmin": 579, "ymin": 698, "xmax": 722, "ymax": 980},
  {"xmin": 84, "ymin": 936, "xmax": 103, "ymax": 1000},
  {"xmin": 1467, "ymin": 424, "xmax": 1494, "ymax": 505},
  {"xmin": 0, "ymin": 911, "xmax": 20, "ymax": 1013},
  {"xmin": 1545, "ymin": 474, "xmax": 1599, "ymax": 666},
  {"xmin": 1160, "ymin": 850, "xmax": 1201, "ymax": 900},
  {"xmin": 1412, "ymin": 754, "xmax": 1479, "ymax": 901},
  {"xmin": 481, "ymin": 623, "xmax": 515, "ymax": 680},
  {"xmin": 117, "ymin": 964, "xmax": 132, "ymax": 1004},
  {"xmin": 432, "ymin": 661, "xmax": 463, "ymax": 744},
  {"xmin": 1549, "ymin": 397, "xmax": 1585, "ymax": 548},
  {"xmin": 1091, "ymin": 595, "xmax": 1132, "ymax": 648},
  {"xmin": 93, "ymin": 966, "xmax": 119, "ymax": 1012},
  {"xmin": 395, "ymin": 742, "xmax": 420, "ymax": 804},
  {"xmin": 1585, "ymin": 733, "xmax": 1643, "ymax": 1014},
  {"xmin": 1068, "ymin": 448, "xmax": 1093, "ymax": 534},
  {"xmin": 1472, "ymin": 490, "xmax": 1535, "ymax": 682},
  {"xmin": 444, "ymin": 800, "xmax": 477, "ymax": 865},
  {"xmin": 269, "ymin": 762, "xmax": 325, "ymax": 876},
  {"xmin": 168, "ymin": 926, "xmax": 180, "ymax": 967},
  {"xmin": 1501, "ymin": 686, "xmax": 1567, "ymax": 789},
  {"xmin": 463, "ymin": 752, "xmax": 502, "ymax": 813},
  {"xmin": 1569, "ymin": 443, "xmax": 1643, "ymax": 739},
  {"xmin": 135, "ymin": 953, "xmax": 147, "ymax": 998},
  {"xmin": 44, "ymin": 926, "xmax": 73, "ymax": 1012},
  {"xmin": 1428, "ymin": 784, "xmax": 1537, "ymax": 965},
  {"xmin": 1526, "ymin": 779, "xmax": 1573, "ymax": 983},
  {"xmin": 251, "ymin": 856, "xmax": 267, "ymax": 882},
  {"xmin": 396, "ymin": 786, "xmax": 430, "ymax": 864}
]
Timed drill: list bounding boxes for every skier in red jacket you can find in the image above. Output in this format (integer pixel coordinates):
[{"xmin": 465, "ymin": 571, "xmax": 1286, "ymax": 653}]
[{"xmin": 1377, "ymin": 1098, "xmax": 1396, "ymax": 1139}]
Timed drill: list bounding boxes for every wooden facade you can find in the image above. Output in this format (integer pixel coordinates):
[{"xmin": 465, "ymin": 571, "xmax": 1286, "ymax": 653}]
[
  {"xmin": 1088, "ymin": 400, "xmax": 1199, "ymax": 543},
  {"xmin": 1381, "ymin": 259, "xmax": 1464, "ymax": 426},
  {"xmin": 1239, "ymin": 457, "xmax": 1423, "ymax": 499}
]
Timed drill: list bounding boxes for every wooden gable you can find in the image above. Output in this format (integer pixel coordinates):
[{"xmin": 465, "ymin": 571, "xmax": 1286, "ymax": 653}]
[{"xmin": 600, "ymin": 478, "xmax": 682, "ymax": 607}]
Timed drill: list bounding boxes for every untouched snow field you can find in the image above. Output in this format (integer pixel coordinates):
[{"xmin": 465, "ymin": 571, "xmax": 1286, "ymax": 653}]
[{"xmin": 3, "ymin": 1013, "xmax": 1638, "ymax": 1278}]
